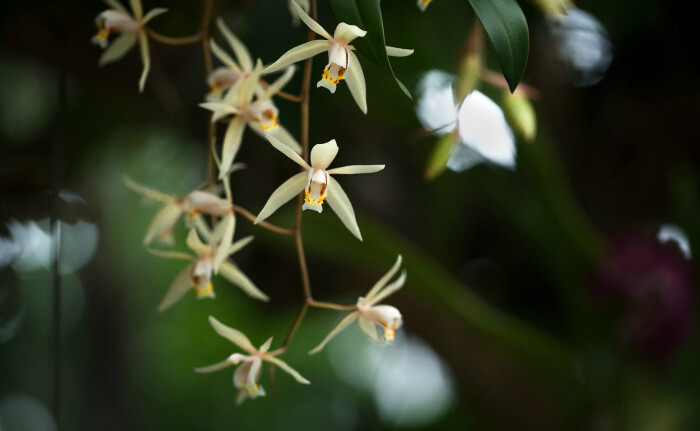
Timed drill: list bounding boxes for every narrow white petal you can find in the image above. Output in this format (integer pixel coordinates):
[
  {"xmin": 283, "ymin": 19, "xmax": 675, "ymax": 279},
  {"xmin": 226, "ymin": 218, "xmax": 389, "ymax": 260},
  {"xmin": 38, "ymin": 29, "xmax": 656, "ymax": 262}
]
[
  {"xmin": 194, "ymin": 360, "xmax": 234, "ymax": 374},
  {"xmin": 415, "ymin": 70, "xmax": 458, "ymax": 135},
  {"xmin": 356, "ymin": 315, "xmax": 383, "ymax": 343},
  {"xmin": 128, "ymin": 0, "xmax": 142, "ymax": 19},
  {"xmin": 157, "ymin": 266, "xmax": 193, "ymax": 312},
  {"xmin": 186, "ymin": 228, "xmax": 209, "ymax": 256},
  {"xmin": 368, "ymin": 270, "xmax": 407, "ymax": 305},
  {"xmin": 143, "ymin": 202, "xmax": 184, "ymax": 244},
  {"xmin": 309, "ymin": 139, "xmax": 338, "ymax": 170},
  {"xmin": 141, "ymin": 7, "xmax": 168, "ymax": 24},
  {"xmin": 345, "ymin": 51, "xmax": 367, "ymax": 114},
  {"xmin": 386, "ymin": 46, "xmax": 414, "ymax": 57},
  {"xmin": 122, "ymin": 175, "xmax": 173, "ymax": 202},
  {"xmin": 218, "ymin": 261, "xmax": 269, "ymax": 302},
  {"xmin": 264, "ymin": 40, "xmax": 329, "ymax": 74},
  {"xmin": 213, "ymin": 213, "xmax": 235, "ymax": 272},
  {"xmin": 104, "ymin": 0, "xmax": 129, "ymax": 14},
  {"xmin": 138, "ymin": 32, "xmax": 150, "ymax": 92},
  {"xmin": 236, "ymin": 60, "xmax": 264, "ymax": 106},
  {"xmin": 365, "ymin": 255, "xmax": 403, "ymax": 301},
  {"xmin": 227, "ymin": 235, "xmax": 254, "ymax": 256},
  {"xmin": 264, "ymin": 355, "xmax": 311, "ymax": 384},
  {"xmin": 216, "ymin": 18, "xmax": 253, "ymax": 71},
  {"xmin": 308, "ymin": 311, "xmax": 359, "ymax": 354},
  {"xmin": 210, "ymin": 39, "xmax": 241, "ymax": 71},
  {"xmin": 259, "ymin": 337, "xmax": 273, "ymax": 353},
  {"xmin": 457, "ymin": 91, "xmax": 515, "ymax": 168},
  {"xmin": 255, "ymin": 172, "xmax": 308, "ymax": 224},
  {"xmin": 99, "ymin": 33, "xmax": 137, "ymax": 66},
  {"xmin": 264, "ymin": 131, "xmax": 309, "ymax": 169},
  {"xmin": 446, "ymin": 141, "xmax": 484, "ymax": 172},
  {"xmin": 333, "ymin": 23, "xmax": 366, "ymax": 44},
  {"xmin": 208, "ymin": 316, "xmax": 256, "ymax": 353},
  {"xmin": 291, "ymin": 1, "xmax": 332, "ymax": 40},
  {"xmin": 146, "ymin": 248, "xmax": 195, "ymax": 261},
  {"xmin": 327, "ymin": 164, "xmax": 384, "ymax": 175},
  {"xmin": 261, "ymin": 124, "xmax": 302, "ymax": 154},
  {"xmin": 191, "ymin": 214, "xmax": 213, "ymax": 242},
  {"xmin": 260, "ymin": 65, "xmax": 296, "ymax": 101},
  {"xmin": 325, "ymin": 176, "xmax": 362, "ymax": 241},
  {"xmin": 219, "ymin": 117, "xmax": 246, "ymax": 179}
]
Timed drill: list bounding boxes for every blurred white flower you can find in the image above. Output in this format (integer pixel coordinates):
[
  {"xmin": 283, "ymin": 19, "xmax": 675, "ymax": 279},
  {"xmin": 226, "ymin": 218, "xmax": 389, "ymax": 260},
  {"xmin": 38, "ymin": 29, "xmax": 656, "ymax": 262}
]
[
  {"xmin": 658, "ymin": 224, "xmax": 691, "ymax": 258},
  {"xmin": 255, "ymin": 134, "xmax": 384, "ymax": 240},
  {"xmin": 92, "ymin": 0, "xmax": 168, "ymax": 92},
  {"xmin": 195, "ymin": 316, "xmax": 310, "ymax": 404},
  {"xmin": 309, "ymin": 255, "xmax": 406, "ymax": 354}
]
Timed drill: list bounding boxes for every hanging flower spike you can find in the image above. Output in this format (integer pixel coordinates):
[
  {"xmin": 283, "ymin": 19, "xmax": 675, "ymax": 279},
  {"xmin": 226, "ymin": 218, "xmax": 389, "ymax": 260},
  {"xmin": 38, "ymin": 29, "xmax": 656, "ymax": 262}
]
[
  {"xmin": 264, "ymin": 1, "xmax": 413, "ymax": 114},
  {"xmin": 200, "ymin": 61, "xmax": 301, "ymax": 180},
  {"xmin": 309, "ymin": 255, "xmax": 406, "ymax": 354},
  {"xmin": 255, "ymin": 133, "xmax": 385, "ymax": 240},
  {"xmin": 123, "ymin": 176, "xmax": 232, "ymax": 246},
  {"xmin": 92, "ymin": 0, "xmax": 168, "ymax": 92},
  {"xmin": 195, "ymin": 316, "xmax": 310, "ymax": 404},
  {"xmin": 417, "ymin": 0, "xmax": 434, "ymax": 12},
  {"xmin": 150, "ymin": 229, "xmax": 268, "ymax": 312}
]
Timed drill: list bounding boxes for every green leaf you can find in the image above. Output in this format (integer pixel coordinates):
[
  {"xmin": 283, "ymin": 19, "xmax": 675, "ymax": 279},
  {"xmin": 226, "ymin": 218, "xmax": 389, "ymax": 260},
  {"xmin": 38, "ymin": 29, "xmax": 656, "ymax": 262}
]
[
  {"xmin": 330, "ymin": 0, "xmax": 412, "ymax": 98},
  {"xmin": 468, "ymin": 0, "xmax": 529, "ymax": 92}
]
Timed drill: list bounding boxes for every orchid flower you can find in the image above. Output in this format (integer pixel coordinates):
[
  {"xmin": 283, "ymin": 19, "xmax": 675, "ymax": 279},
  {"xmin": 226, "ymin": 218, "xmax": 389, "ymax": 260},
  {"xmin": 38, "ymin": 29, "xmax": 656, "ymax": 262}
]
[
  {"xmin": 200, "ymin": 61, "xmax": 301, "ymax": 180},
  {"xmin": 310, "ymin": 255, "xmax": 406, "ymax": 354},
  {"xmin": 149, "ymin": 229, "xmax": 268, "ymax": 312},
  {"xmin": 288, "ymin": 0, "xmax": 310, "ymax": 26},
  {"xmin": 417, "ymin": 0, "xmax": 433, "ymax": 11},
  {"xmin": 264, "ymin": 1, "xmax": 413, "ymax": 114},
  {"xmin": 92, "ymin": 0, "xmax": 168, "ymax": 92},
  {"xmin": 123, "ymin": 176, "xmax": 233, "ymax": 248},
  {"xmin": 196, "ymin": 316, "xmax": 310, "ymax": 404},
  {"xmin": 255, "ymin": 134, "xmax": 384, "ymax": 241},
  {"xmin": 416, "ymin": 70, "xmax": 515, "ymax": 172}
]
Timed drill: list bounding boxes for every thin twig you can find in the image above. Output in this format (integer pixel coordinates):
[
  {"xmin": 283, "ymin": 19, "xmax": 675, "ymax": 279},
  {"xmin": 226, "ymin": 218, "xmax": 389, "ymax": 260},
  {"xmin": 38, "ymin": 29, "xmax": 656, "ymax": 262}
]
[
  {"xmin": 269, "ymin": 302, "xmax": 308, "ymax": 356},
  {"xmin": 259, "ymin": 79, "xmax": 303, "ymax": 103},
  {"xmin": 146, "ymin": 28, "xmax": 202, "ymax": 45},
  {"xmin": 231, "ymin": 205, "xmax": 294, "ymax": 235},
  {"xmin": 308, "ymin": 300, "xmax": 356, "ymax": 311}
]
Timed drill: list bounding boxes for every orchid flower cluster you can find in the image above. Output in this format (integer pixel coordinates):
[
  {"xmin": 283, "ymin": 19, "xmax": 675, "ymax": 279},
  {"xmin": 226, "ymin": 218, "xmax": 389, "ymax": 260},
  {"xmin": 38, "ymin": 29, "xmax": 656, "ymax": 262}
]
[{"xmin": 95, "ymin": 0, "xmax": 411, "ymax": 404}]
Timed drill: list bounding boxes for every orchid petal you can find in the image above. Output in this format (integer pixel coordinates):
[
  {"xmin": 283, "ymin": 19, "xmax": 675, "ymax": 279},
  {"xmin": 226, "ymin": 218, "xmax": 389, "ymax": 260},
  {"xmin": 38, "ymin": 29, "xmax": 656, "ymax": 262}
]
[
  {"xmin": 345, "ymin": 51, "xmax": 367, "ymax": 114},
  {"xmin": 218, "ymin": 261, "xmax": 269, "ymax": 302},
  {"xmin": 146, "ymin": 248, "xmax": 195, "ymax": 260},
  {"xmin": 213, "ymin": 213, "xmax": 235, "ymax": 272},
  {"xmin": 104, "ymin": 0, "xmax": 128, "ymax": 14},
  {"xmin": 327, "ymin": 164, "xmax": 384, "ymax": 175},
  {"xmin": 255, "ymin": 172, "xmax": 307, "ymax": 224},
  {"xmin": 208, "ymin": 316, "xmax": 256, "ymax": 353},
  {"xmin": 264, "ymin": 356, "xmax": 310, "ymax": 384},
  {"xmin": 186, "ymin": 228, "xmax": 209, "ymax": 256},
  {"xmin": 143, "ymin": 201, "xmax": 184, "ymax": 244},
  {"xmin": 309, "ymin": 139, "xmax": 338, "ymax": 170},
  {"xmin": 260, "ymin": 65, "xmax": 296, "ymax": 101},
  {"xmin": 386, "ymin": 46, "xmax": 414, "ymax": 57},
  {"xmin": 128, "ymin": 0, "xmax": 142, "ymax": 19},
  {"xmin": 236, "ymin": 60, "xmax": 263, "ymax": 106},
  {"xmin": 356, "ymin": 315, "xmax": 383, "ymax": 343},
  {"xmin": 257, "ymin": 123, "xmax": 302, "ymax": 154},
  {"xmin": 122, "ymin": 175, "xmax": 173, "ymax": 202},
  {"xmin": 308, "ymin": 311, "xmax": 359, "ymax": 354},
  {"xmin": 141, "ymin": 7, "xmax": 168, "ymax": 24},
  {"xmin": 191, "ymin": 214, "xmax": 213, "ymax": 242},
  {"xmin": 365, "ymin": 255, "xmax": 403, "ymax": 300},
  {"xmin": 194, "ymin": 360, "xmax": 234, "ymax": 374},
  {"xmin": 216, "ymin": 18, "xmax": 253, "ymax": 72},
  {"xmin": 219, "ymin": 116, "xmax": 246, "ymax": 179},
  {"xmin": 264, "ymin": 40, "xmax": 329, "ymax": 74},
  {"xmin": 326, "ymin": 176, "xmax": 362, "ymax": 240},
  {"xmin": 415, "ymin": 70, "xmax": 458, "ymax": 136},
  {"xmin": 259, "ymin": 337, "xmax": 273, "ymax": 353},
  {"xmin": 137, "ymin": 32, "xmax": 150, "ymax": 92},
  {"xmin": 264, "ymin": 131, "xmax": 309, "ymax": 169},
  {"xmin": 157, "ymin": 266, "xmax": 193, "ymax": 312},
  {"xmin": 227, "ymin": 235, "xmax": 254, "ymax": 256},
  {"xmin": 99, "ymin": 33, "xmax": 137, "ymax": 66},
  {"xmin": 457, "ymin": 91, "xmax": 515, "ymax": 168},
  {"xmin": 291, "ymin": 1, "xmax": 332, "ymax": 40},
  {"xmin": 368, "ymin": 270, "xmax": 407, "ymax": 305},
  {"xmin": 210, "ymin": 39, "xmax": 241, "ymax": 71},
  {"xmin": 333, "ymin": 23, "xmax": 366, "ymax": 44}
]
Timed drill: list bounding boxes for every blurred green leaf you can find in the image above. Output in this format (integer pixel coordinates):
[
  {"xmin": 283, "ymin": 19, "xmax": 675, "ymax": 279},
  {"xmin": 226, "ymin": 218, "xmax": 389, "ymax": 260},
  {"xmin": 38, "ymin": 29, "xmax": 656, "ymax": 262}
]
[
  {"xmin": 468, "ymin": 0, "xmax": 529, "ymax": 92},
  {"xmin": 330, "ymin": 0, "xmax": 412, "ymax": 98},
  {"xmin": 425, "ymin": 133, "xmax": 456, "ymax": 180}
]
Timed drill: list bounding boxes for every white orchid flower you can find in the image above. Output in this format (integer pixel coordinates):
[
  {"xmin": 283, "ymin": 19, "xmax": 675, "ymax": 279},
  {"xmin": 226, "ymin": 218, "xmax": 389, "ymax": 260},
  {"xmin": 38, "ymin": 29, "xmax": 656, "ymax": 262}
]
[
  {"xmin": 200, "ymin": 60, "xmax": 300, "ymax": 179},
  {"xmin": 92, "ymin": 0, "xmax": 168, "ymax": 92},
  {"xmin": 416, "ymin": 70, "xmax": 516, "ymax": 171},
  {"xmin": 123, "ymin": 176, "xmax": 232, "ymax": 246},
  {"xmin": 310, "ymin": 255, "xmax": 406, "ymax": 354},
  {"xmin": 264, "ymin": 1, "xmax": 413, "ymax": 114},
  {"xmin": 149, "ymin": 229, "xmax": 268, "ymax": 312},
  {"xmin": 288, "ymin": 0, "xmax": 310, "ymax": 26},
  {"xmin": 196, "ymin": 316, "xmax": 310, "ymax": 405},
  {"xmin": 417, "ymin": 0, "xmax": 434, "ymax": 11},
  {"xmin": 255, "ymin": 134, "xmax": 384, "ymax": 240}
]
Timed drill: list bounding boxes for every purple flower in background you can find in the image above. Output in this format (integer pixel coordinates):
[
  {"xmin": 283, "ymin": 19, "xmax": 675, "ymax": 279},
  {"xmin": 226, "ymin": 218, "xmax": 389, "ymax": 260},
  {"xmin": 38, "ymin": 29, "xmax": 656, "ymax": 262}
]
[{"xmin": 591, "ymin": 233, "xmax": 695, "ymax": 361}]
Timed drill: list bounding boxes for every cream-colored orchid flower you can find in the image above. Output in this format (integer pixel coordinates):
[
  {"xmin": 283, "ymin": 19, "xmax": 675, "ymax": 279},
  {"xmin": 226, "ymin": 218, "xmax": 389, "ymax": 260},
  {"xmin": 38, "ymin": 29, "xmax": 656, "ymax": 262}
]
[
  {"xmin": 288, "ymin": 0, "xmax": 310, "ymax": 26},
  {"xmin": 123, "ymin": 176, "xmax": 230, "ymax": 246},
  {"xmin": 255, "ymin": 134, "xmax": 384, "ymax": 241},
  {"xmin": 200, "ymin": 60, "xmax": 300, "ymax": 179},
  {"xmin": 92, "ymin": 0, "xmax": 168, "ymax": 92},
  {"xmin": 310, "ymin": 255, "xmax": 406, "ymax": 354},
  {"xmin": 264, "ymin": 1, "xmax": 413, "ymax": 114},
  {"xmin": 150, "ymin": 229, "xmax": 268, "ymax": 311},
  {"xmin": 417, "ymin": 0, "xmax": 434, "ymax": 11},
  {"xmin": 196, "ymin": 316, "xmax": 310, "ymax": 404}
]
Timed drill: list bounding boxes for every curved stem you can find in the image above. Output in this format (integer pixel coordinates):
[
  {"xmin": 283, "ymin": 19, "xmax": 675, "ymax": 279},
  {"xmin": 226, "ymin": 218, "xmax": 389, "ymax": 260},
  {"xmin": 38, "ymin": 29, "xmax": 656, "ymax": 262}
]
[
  {"xmin": 145, "ymin": 28, "xmax": 202, "ymax": 45},
  {"xmin": 232, "ymin": 205, "xmax": 294, "ymax": 235},
  {"xmin": 259, "ymin": 79, "xmax": 303, "ymax": 103},
  {"xmin": 308, "ymin": 300, "xmax": 356, "ymax": 311}
]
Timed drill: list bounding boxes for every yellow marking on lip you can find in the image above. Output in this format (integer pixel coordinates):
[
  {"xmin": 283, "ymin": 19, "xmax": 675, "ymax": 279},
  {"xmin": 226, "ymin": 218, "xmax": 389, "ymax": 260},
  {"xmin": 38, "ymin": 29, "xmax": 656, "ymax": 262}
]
[
  {"xmin": 188, "ymin": 210, "xmax": 199, "ymax": 220},
  {"xmin": 304, "ymin": 189, "xmax": 327, "ymax": 206},
  {"xmin": 245, "ymin": 383, "xmax": 259, "ymax": 394},
  {"xmin": 195, "ymin": 282, "xmax": 214, "ymax": 297},
  {"xmin": 320, "ymin": 67, "xmax": 346, "ymax": 85}
]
